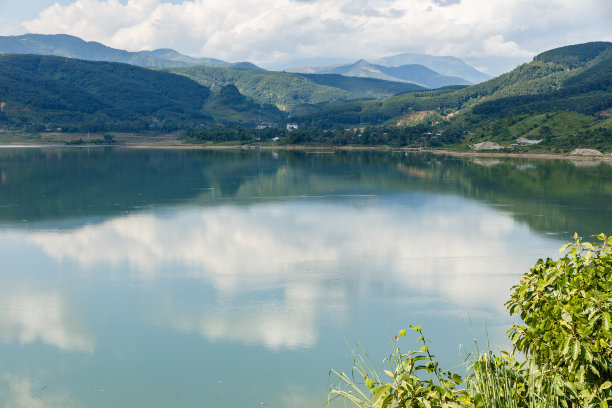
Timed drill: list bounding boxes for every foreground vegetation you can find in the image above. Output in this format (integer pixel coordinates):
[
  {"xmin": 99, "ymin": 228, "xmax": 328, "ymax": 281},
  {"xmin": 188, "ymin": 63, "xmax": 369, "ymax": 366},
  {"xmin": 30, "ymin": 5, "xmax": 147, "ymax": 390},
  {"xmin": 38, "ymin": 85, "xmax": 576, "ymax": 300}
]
[{"xmin": 330, "ymin": 234, "xmax": 612, "ymax": 407}]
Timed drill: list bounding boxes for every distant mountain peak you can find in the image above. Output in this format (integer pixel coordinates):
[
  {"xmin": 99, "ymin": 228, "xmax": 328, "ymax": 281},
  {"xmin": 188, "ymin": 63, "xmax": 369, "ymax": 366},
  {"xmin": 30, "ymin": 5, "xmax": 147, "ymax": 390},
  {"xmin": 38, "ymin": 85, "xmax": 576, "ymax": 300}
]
[
  {"xmin": 372, "ymin": 52, "xmax": 491, "ymax": 83},
  {"xmin": 286, "ymin": 52, "xmax": 490, "ymax": 86},
  {"xmin": 287, "ymin": 58, "xmax": 472, "ymax": 88}
]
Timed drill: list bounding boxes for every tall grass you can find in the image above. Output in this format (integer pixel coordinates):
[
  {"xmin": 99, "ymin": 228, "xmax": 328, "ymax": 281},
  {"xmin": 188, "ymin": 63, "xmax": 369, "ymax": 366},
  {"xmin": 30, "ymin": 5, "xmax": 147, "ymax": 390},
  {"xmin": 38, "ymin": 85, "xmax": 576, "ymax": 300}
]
[{"xmin": 328, "ymin": 326, "xmax": 561, "ymax": 408}]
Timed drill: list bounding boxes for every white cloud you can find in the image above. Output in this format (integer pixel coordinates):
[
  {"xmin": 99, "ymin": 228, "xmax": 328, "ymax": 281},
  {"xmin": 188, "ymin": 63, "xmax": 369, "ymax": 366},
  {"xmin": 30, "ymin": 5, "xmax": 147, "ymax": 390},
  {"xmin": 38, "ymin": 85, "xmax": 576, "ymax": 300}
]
[
  {"xmin": 0, "ymin": 18, "xmax": 26, "ymax": 36},
  {"xmin": 481, "ymin": 35, "xmax": 534, "ymax": 58},
  {"xmin": 18, "ymin": 0, "xmax": 612, "ymax": 74}
]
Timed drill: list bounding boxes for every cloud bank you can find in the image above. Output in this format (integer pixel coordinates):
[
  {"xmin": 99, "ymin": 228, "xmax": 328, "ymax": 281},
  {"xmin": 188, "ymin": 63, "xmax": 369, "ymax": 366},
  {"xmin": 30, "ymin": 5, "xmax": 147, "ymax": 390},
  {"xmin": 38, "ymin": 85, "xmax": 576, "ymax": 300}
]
[{"xmin": 20, "ymin": 0, "xmax": 612, "ymax": 74}]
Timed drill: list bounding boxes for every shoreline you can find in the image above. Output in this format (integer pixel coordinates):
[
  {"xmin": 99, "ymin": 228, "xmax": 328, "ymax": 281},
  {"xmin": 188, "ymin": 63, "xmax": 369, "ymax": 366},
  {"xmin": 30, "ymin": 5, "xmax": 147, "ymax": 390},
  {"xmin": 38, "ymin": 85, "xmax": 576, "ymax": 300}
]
[{"xmin": 1, "ymin": 140, "xmax": 611, "ymax": 161}]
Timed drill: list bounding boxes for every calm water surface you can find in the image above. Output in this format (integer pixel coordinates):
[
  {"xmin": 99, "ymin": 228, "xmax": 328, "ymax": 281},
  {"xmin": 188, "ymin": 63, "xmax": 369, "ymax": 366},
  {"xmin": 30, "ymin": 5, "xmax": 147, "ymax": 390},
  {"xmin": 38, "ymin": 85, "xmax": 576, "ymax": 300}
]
[{"xmin": 0, "ymin": 148, "xmax": 610, "ymax": 407}]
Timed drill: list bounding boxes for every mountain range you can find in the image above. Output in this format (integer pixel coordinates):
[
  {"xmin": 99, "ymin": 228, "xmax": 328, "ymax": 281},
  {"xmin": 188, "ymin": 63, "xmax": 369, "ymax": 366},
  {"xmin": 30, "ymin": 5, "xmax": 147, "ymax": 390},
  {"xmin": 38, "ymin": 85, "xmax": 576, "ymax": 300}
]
[
  {"xmin": 0, "ymin": 34, "xmax": 486, "ymax": 87},
  {"xmin": 371, "ymin": 53, "xmax": 491, "ymax": 83},
  {"xmin": 297, "ymin": 41, "xmax": 612, "ymax": 151},
  {"xmin": 0, "ymin": 36, "xmax": 609, "ymax": 152},
  {"xmin": 0, "ymin": 33, "xmax": 262, "ymax": 70},
  {"xmin": 288, "ymin": 56, "xmax": 490, "ymax": 88}
]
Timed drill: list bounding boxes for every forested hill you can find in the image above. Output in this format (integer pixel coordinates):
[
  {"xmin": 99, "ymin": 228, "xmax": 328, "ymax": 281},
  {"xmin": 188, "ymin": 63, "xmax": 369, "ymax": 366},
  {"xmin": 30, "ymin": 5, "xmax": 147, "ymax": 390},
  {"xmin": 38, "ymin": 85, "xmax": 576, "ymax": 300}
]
[
  {"xmin": 0, "ymin": 54, "xmax": 282, "ymax": 132},
  {"xmin": 167, "ymin": 65, "xmax": 426, "ymax": 113},
  {"xmin": 295, "ymin": 41, "xmax": 612, "ymax": 150}
]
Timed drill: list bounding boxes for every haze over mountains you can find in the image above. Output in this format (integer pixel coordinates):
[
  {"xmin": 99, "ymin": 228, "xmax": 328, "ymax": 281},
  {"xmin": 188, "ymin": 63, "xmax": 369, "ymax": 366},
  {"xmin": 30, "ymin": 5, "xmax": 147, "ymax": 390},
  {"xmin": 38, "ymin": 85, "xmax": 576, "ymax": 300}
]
[
  {"xmin": 371, "ymin": 53, "xmax": 492, "ymax": 84},
  {"xmin": 288, "ymin": 59, "xmax": 473, "ymax": 88},
  {"xmin": 0, "ymin": 33, "xmax": 263, "ymax": 70},
  {"xmin": 288, "ymin": 55, "xmax": 491, "ymax": 87},
  {"xmin": 0, "ymin": 33, "xmax": 488, "ymax": 88}
]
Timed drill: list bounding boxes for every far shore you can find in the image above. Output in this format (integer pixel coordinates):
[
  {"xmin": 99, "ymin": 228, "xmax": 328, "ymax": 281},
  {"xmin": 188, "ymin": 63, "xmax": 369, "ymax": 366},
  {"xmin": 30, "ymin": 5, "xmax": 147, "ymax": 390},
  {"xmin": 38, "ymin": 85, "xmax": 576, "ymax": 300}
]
[{"xmin": 0, "ymin": 132, "xmax": 611, "ymax": 161}]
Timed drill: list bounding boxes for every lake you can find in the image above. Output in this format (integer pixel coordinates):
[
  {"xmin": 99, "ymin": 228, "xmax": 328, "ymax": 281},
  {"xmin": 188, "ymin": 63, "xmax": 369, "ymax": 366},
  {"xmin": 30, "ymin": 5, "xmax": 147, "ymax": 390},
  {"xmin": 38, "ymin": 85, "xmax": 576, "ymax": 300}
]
[{"xmin": 0, "ymin": 147, "xmax": 610, "ymax": 407}]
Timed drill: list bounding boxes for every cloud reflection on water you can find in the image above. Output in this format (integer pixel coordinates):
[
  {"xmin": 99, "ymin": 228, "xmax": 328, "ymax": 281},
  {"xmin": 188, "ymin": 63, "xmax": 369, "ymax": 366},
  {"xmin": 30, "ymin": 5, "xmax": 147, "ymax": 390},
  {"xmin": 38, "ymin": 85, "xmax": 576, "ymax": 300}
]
[
  {"xmin": 26, "ymin": 195, "xmax": 547, "ymax": 349},
  {"xmin": 0, "ymin": 290, "xmax": 94, "ymax": 353},
  {"xmin": 0, "ymin": 374, "xmax": 74, "ymax": 408}
]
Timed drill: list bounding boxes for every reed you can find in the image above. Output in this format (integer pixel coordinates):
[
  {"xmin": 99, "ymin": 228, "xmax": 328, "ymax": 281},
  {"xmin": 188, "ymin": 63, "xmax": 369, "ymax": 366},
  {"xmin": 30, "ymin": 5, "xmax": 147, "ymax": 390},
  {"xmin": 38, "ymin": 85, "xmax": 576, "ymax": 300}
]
[{"xmin": 328, "ymin": 327, "xmax": 561, "ymax": 408}]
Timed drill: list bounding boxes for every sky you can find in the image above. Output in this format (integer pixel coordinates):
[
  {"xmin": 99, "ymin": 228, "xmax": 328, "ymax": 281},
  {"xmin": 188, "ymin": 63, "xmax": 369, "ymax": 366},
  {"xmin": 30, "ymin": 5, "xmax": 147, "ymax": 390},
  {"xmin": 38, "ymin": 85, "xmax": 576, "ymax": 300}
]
[{"xmin": 0, "ymin": 0, "xmax": 611, "ymax": 75}]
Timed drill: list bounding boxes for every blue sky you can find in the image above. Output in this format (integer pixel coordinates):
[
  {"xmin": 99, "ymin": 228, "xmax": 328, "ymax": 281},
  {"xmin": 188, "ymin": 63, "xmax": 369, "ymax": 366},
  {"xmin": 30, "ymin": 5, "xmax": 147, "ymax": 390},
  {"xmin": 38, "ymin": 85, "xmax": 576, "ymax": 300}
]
[{"xmin": 2, "ymin": 0, "xmax": 611, "ymax": 75}]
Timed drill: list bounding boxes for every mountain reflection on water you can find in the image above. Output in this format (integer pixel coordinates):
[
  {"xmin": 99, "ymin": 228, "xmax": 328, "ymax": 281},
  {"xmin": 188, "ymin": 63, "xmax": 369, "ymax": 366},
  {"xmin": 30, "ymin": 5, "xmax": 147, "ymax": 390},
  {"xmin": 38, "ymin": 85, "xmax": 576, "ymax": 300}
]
[
  {"xmin": 0, "ymin": 148, "xmax": 610, "ymax": 235},
  {"xmin": 0, "ymin": 147, "xmax": 610, "ymax": 408}
]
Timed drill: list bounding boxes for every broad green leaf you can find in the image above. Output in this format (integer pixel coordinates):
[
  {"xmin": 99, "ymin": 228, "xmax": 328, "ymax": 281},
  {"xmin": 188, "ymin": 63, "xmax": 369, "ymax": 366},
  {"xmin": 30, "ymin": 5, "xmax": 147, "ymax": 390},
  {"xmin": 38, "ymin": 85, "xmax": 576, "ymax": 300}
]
[
  {"xmin": 565, "ymin": 381, "xmax": 578, "ymax": 397},
  {"xmin": 381, "ymin": 394, "xmax": 393, "ymax": 408},
  {"xmin": 572, "ymin": 340, "xmax": 580, "ymax": 360},
  {"xmin": 584, "ymin": 347, "xmax": 593, "ymax": 363},
  {"xmin": 373, "ymin": 384, "xmax": 391, "ymax": 407},
  {"xmin": 562, "ymin": 337, "xmax": 571, "ymax": 355},
  {"xmin": 561, "ymin": 309, "xmax": 572, "ymax": 323},
  {"xmin": 457, "ymin": 394, "xmax": 471, "ymax": 404},
  {"xmin": 601, "ymin": 381, "xmax": 612, "ymax": 390}
]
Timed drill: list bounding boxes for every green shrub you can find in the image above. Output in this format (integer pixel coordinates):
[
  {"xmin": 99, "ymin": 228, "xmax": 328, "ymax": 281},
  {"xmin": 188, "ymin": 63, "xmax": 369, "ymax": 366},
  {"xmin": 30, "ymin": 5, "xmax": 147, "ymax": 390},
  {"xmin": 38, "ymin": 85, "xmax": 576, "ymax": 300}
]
[
  {"xmin": 329, "ymin": 326, "xmax": 472, "ymax": 408},
  {"xmin": 507, "ymin": 233, "xmax": 612, "ymax": 407},
  {"xmin": 329, "ymin": 234, "xmax": 612, "ymax": 408}
]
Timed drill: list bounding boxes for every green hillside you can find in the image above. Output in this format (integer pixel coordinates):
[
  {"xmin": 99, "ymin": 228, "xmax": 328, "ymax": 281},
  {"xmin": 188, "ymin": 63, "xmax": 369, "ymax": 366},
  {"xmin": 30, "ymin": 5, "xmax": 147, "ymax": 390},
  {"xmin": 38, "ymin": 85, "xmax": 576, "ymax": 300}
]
[
  {"xmin": 295, "ymin": 42, "xmax": 612, "ymax": 152},
  {"xmin": 0, "ymin": 54, "xmax": 282, "ymax": 132},
  {"xmin": 1, "ymin": 41, "xmax": 609, "ymax": 151},
  {"xmin": 203, "ymin": 83, "xmax": 285, "ymax": 123},
  {"xmin": 167, "ymin": 65, "xmax": 425, "ymax": 113}
]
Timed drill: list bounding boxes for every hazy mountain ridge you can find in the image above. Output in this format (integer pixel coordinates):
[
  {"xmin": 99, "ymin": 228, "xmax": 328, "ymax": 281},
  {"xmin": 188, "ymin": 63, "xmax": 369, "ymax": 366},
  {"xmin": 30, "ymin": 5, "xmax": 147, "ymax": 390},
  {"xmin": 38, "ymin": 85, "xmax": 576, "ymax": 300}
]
[
  {"xmin": 371, "ymin": 53, "xmax": 491, "ymax": 83},
  {"xmin": 0, "ymin": 33, "xmax": 262, "ymax": 70},
  {"xmin": 289, "ymin": 59, "xmax": 471, "ymax": 88},
  {"xmin": 287, "ymin": 55, "xmax": 490, "ymax": 87}
]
